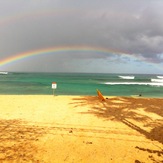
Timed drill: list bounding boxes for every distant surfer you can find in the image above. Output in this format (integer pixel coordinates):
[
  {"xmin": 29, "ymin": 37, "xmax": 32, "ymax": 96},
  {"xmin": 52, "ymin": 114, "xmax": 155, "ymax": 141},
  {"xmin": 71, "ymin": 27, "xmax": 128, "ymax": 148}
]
[{"xmin": 139, "ymin": 93, "xmax": 142, "ymax": 97}]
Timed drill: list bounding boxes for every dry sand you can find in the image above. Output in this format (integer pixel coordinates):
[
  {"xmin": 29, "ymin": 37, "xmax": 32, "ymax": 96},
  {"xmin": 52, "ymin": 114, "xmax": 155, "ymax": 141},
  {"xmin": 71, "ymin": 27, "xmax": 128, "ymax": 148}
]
[{"xmin": 0, "ymin": 95, "xmax": 163, "ymax": 163}]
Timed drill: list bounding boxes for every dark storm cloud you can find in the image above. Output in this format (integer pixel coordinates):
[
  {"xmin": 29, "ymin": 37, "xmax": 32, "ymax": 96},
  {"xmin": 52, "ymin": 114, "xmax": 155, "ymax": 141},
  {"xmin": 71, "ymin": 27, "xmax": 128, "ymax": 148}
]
[{"xmin": 0, "ymin": 0, "xmax": 163, "ymax": 73}]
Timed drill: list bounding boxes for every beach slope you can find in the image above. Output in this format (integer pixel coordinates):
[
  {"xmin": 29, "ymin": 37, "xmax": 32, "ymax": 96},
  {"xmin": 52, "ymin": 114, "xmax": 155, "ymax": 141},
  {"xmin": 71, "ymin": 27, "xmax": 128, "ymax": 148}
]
[{"xmin": 0, "ymin": 95, "xmax": 163, "ymax": 162}]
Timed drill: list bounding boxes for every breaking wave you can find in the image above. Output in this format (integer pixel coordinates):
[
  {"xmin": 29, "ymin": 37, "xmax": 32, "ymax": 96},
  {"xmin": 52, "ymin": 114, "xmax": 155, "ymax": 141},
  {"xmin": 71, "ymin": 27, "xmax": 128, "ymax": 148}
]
[
  {"xmin": 118, "ymin": 75, "xmax": 135, "ymax": 79},
  {"xmin": 157, "ymin": 76, "xmax": 163, "ymax": 79},
  {"xmin": 151, "ymin": 78, "xmax": 163, "ymax": 83},
  {"xmin": 104, "ymin": 82, "xmax": 163, "ymax": 86}
]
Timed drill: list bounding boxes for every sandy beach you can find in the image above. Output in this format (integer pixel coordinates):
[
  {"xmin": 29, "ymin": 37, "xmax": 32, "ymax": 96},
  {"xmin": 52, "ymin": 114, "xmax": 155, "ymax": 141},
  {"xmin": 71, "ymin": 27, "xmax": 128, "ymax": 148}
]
[{"xmin": 0, "ymin": 95, "xmax": 163, "ymax": 163}]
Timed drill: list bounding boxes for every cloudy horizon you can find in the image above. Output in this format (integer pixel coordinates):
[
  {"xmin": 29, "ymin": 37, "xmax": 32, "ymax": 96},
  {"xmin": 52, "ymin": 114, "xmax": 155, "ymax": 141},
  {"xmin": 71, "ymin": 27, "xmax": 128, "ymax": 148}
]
[{"xmin": 0, "ymin": 0, "xmax": 163, "ymax": 74}]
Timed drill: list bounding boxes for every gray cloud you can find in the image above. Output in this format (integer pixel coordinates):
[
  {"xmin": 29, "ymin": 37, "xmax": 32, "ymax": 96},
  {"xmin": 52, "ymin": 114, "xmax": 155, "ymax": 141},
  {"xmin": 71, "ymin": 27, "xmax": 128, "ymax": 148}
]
[{"xmin": 0, "ymin": 0, "xmax": 163, "ymax": 73}]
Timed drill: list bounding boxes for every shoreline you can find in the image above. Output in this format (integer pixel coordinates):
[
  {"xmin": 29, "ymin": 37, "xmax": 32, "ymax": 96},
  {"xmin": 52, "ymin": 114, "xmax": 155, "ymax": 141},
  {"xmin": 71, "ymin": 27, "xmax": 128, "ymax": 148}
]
[
  {"xmin": 0, "ymin": 93, "xmax": 162, "ymax": 99},
  {"xmin": 0, "ymin": 95, "xmax": 163, "ymax": 162}
]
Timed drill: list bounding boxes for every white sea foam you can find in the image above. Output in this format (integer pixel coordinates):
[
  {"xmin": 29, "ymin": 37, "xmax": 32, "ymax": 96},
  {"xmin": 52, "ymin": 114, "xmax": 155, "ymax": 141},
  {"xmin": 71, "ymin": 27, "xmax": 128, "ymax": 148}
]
[
  {"xmin": 157, "ymin": 76, "xmax": 163, "ymax": 79},
  {"xmin": 151, "ymin": 78, "xmax": 163, "ymax": 83},
  {"xmin": 104, "ymin": 82, "xmax": 163, "ymax": 86},
  {"xmin": 118, "ymin": 75, "xmax": 135, "ymax": 79},
  {"xmin": 0, "ymin": 71, "xmax": 8, "ymax": 75}
]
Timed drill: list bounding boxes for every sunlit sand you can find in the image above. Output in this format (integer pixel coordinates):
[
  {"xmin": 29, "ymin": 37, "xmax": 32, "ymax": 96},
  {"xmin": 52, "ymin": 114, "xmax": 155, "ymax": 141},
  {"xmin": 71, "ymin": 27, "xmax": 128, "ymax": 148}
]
[{"xmin": 0, "ymin": 95, "xmax": 163, "ymax": 162}]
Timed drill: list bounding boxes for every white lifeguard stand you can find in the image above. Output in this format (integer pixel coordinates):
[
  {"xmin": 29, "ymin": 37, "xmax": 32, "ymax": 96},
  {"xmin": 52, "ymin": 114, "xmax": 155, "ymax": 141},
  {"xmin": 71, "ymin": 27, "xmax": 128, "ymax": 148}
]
[{"xmin": 52, "ymin": 82, "xmax": 57, "ymax": 96}]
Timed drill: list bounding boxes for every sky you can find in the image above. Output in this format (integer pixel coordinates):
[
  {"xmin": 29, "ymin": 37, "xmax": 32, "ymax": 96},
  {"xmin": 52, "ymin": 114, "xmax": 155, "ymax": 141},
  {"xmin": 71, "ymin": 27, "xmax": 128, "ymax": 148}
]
[{"xmin": 0, "ymin": 0, "xmax": 163, "ymax": 74}]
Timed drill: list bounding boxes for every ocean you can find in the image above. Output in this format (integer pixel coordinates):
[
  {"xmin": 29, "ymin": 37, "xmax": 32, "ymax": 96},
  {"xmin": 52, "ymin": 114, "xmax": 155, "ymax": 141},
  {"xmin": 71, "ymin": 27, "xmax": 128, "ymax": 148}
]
[{"xmin": 0, "ymin": 72, "xmax": 163, "ymax": 98}]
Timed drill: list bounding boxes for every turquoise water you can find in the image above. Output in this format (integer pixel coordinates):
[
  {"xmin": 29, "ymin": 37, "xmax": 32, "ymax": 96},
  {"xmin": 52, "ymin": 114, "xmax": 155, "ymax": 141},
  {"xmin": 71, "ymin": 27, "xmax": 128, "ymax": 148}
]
[{"xmin": 0, "ymin": 72, "xmax": 163, "ymax": 97}]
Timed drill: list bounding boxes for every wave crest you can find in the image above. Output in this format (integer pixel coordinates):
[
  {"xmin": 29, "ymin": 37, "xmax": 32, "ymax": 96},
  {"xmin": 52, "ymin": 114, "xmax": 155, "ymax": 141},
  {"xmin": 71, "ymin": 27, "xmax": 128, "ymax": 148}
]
[
  {"xmin": 157, "ymin": 76, "xmax": 163, "ymax": 79},
  {"xmin": 118, "ymin": 76, "xmax": 135, "ymax": 79},
  {"xmin": 151, "ymin": 78, "xmax": 163, "ymax": 83},
  {"xmin": 104, "ymin": 82, "xmax": 163, "ymax": 86}
]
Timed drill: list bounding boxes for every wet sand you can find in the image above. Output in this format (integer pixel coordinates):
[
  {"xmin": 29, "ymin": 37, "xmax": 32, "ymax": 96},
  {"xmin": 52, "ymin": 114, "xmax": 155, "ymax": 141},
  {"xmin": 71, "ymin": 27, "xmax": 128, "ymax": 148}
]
[{"xmin": 0, "ymin": 95, "xmax": 163, "ymax": 163}]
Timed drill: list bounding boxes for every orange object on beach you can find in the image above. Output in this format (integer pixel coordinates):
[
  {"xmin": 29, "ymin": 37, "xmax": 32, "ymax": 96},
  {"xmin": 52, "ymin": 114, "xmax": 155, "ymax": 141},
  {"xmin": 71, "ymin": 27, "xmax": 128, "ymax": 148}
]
[{"xmin": 96, "ymin": 89, "xmax": 105, "ymax": 101}]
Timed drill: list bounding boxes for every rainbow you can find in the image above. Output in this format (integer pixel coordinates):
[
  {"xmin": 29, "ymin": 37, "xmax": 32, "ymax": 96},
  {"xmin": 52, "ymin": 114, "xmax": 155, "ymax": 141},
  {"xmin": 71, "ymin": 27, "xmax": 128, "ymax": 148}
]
[{"xmin": 0, "ymin": 46, "xmax": 135, "ymax": 67}]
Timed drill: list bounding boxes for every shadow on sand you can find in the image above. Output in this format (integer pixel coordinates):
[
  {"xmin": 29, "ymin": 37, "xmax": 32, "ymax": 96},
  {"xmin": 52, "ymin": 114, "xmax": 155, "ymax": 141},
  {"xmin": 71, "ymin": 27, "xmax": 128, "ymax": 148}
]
[
  {"xmin": 71, "ymin": 96, "xmax": 163, "ymax": 162},
  {"xmin": 0, "ymin": 119, "xmax": 47, "ymax": 162}
]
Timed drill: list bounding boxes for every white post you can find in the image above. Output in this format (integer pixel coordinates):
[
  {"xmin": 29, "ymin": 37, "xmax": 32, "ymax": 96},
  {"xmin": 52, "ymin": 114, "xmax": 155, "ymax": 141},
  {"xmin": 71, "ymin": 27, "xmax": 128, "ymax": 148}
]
[{"xmin": 52, "ymin": 82, "xmax": 57, "ymax": 96}]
